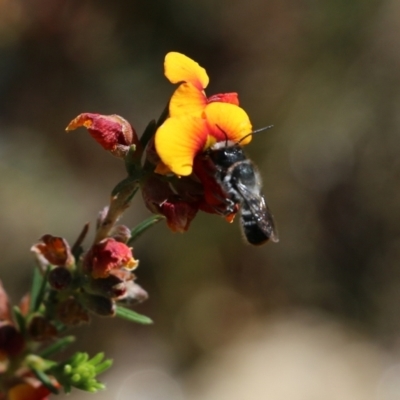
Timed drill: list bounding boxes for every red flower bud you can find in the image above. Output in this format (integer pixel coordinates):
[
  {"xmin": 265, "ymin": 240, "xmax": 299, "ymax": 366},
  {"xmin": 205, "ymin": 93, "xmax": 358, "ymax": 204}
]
[
  {"xmin": 84, "ymin": 238, "xmax": 138, "ymax": 279},
  {"xmin": 66, "ymin": 113, "xmax": 139, "ymax": 157}
]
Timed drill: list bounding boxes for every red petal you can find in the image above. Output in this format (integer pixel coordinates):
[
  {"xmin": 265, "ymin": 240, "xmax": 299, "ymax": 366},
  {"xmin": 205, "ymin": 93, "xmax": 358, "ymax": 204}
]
[{"xmin": 207, "ymin": 92, "xmax": 239, "ymax": 105}]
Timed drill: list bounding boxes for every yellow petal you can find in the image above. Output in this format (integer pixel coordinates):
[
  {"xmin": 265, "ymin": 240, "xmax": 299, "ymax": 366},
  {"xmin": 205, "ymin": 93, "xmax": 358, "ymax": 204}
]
[
  {"xmin": 155, "ymin": 116, "xmax": 208, "ymax": 176},
  {"xmin": 204, "ymin": 102, "xmax": 253, "ymax": 145},
  {"xmin": 169, "ymin": 83, "xmax": 207, "ymax": 117},
  {"xmin": 164, "ymin": 52, "xmax": 209, "ymax": 90}
]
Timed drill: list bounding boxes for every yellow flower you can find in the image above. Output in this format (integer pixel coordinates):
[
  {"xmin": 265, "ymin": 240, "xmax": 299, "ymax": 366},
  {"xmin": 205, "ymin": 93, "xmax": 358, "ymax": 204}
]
[{"xmin": 155, "ymin": 52, "xmax": 252, "ymax": 176}]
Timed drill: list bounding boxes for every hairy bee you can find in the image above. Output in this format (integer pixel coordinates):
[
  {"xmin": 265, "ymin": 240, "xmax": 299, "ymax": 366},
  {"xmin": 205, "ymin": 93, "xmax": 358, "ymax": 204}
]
[{"xmin": 203, "ymin": 140, "xmax": 278, "ymax": 245}]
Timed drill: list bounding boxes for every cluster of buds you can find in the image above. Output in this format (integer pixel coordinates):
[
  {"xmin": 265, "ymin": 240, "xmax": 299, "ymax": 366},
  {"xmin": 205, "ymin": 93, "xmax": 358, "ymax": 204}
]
[{"xmin": 31, "ymin": 229, "xmax": 148, "ymax": 324}]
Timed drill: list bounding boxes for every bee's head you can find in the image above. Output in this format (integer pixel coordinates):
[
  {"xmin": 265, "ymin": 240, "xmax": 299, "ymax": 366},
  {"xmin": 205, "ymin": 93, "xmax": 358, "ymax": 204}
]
[{"xmin": 206, "ymin": 141, "xmax": 247, "ymax": 167}]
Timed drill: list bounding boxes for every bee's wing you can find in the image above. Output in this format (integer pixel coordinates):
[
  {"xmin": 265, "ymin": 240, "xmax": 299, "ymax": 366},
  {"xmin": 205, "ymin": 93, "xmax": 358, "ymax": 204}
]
[{"xmin": 236, "ymin": 182, "xmax": 279, "ymax": 243}]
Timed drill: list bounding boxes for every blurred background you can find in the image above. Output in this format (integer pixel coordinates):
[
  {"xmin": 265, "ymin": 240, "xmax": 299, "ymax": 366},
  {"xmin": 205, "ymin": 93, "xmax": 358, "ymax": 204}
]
[{"xmin": 1, "ymin": 0, "xmax": 400, "ymax": 398}]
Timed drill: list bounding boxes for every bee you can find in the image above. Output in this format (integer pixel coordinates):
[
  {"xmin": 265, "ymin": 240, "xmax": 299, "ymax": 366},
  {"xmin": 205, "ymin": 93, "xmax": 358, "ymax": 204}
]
[{"xmin": 202, "ymin": 130, "xmax": 278, "ymax": 245}]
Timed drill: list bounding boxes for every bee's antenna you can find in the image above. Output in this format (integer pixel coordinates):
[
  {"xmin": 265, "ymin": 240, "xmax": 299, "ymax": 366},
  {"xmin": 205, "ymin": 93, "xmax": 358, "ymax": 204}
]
[{"xmin": 237, "ymin": 125, "xmax": 274, "ymax": 145}]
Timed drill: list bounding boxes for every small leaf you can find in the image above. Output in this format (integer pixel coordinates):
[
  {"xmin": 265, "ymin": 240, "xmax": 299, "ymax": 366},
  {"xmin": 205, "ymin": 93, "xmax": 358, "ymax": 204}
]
[
  {"xmin": 87, "ymin": 352, "xmax": 104, "ymax": 366},
  {"xmin": 115, "ymin": 305, "xmax": 153, "ymax": 324},
  {"xmin": 12, "ymin": 306, "xmax": 26, "ymax": 335},
  {"xmin": 31, "ymin": 368, "xmax": 60, "ymax": 394},
  {"xmin": 71, "ymin": 223, "xmax": 90, "ymax": 260},
  {"xmin": 128, "ymin": 215, "xmax": 165, "ymax": 245},
  {"xmin": 94, "ymin": 359, "xmax": 113, "ymax": 375},
  {"xmin": 30, "ymin": 266, "xmax": 50, "ymax": 313},
  {"xmin": 39, "ymin": 335, "xmax": 76, "ymax": 358}
]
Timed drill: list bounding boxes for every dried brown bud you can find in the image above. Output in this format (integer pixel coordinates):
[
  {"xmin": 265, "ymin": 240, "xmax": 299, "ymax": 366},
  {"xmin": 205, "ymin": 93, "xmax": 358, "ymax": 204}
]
[
  {"xmin": 27, "ymin": 316, "xmax": 57, "ymax": 341},
  {"xmin": 79, "ymin": 293, "xmax": 116, "ymax": 317},
  {"xmin": 57, "ymin": 297, "xmax": 90, "ymax": 326},
  {"xmin": 0, "ymin": 321, "xmax": 24, "ymax": 356},
  {"xmin": 110, "ymin": 225, "xmax": 132, "ymax": 243},
  {"xmin": 87, "ymin": 274, "xmax": 127, "ymax": 300},
  {"xmin": 48, "ymin": 267, "xmax": 72, "ymax": 290},
  {"xmin": 31, "ymin": 235, "xmax": 74, "ymax": 267}
]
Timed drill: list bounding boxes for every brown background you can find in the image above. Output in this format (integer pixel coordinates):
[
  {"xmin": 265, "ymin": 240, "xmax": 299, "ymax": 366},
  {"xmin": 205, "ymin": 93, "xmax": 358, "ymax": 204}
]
[{"xmin": 1, "ymin": 1, "xmax": 400, "ymax": 398}]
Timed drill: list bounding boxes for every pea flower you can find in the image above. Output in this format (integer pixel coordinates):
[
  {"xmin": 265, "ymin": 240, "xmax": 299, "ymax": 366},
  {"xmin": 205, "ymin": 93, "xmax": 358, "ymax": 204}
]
[{"xmin": 155, "ymin": 52, "xmax": 253, "ymax": 176}]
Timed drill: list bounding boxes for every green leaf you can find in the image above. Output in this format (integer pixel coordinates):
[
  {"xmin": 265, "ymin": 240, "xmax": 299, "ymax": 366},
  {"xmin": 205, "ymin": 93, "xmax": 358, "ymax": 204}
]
[
  {"xmin": 115, "ymin": 305, "xmax": 153, "ymax": 324},
  {"xmin": 30, "ymin": 266, "xmax": 50, "ymax": 313},
  {"xmin": 127, "ymin": 214, "xmax": 165, "ymax": 245},
  {"xmin": 94, "ymin": 359, "xmax": 113, "ymax": 375},
  {"xmin": 39, "ymin": 335, "xmax": 76, "ymax": 358},
  {"xmin": 31, "ymin": 368, "xmax": 60, "ymax": 394},
  {"xmin": 139, "ymin": 119, "xmax": 157, "ymax": 150},
  {"xmin": 12, "ymin": 306, "xmax": 26, "ymax": 335}
]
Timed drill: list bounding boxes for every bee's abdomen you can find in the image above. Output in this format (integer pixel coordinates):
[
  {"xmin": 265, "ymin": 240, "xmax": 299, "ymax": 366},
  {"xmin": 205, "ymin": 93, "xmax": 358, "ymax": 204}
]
[{"xmin": 240, "ymin": 211, "xmax": 269, "ymax": 245}]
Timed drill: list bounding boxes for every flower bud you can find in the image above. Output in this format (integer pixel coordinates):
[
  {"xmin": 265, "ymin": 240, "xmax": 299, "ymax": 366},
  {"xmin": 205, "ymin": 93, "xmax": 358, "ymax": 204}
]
[
  {"xmin": 66, "ymin": 113, "xmax": 139, "ymax": 158},
  {"xmin": 57, "ymin": 298, "xmax": 90, "ymax": 326},
  {"xmin": 79, "ymin": 293, "xmax": 116, "ymax": 317},
  {"xmin": 27, "ymin": 315, "xmax": 57, "ymax": 341},
  {"xmin": 84, "ymin": 238, "xmax": 138, "ymax": 279},
  {"xmin": 31, "ymin": 235, "xmax": 74, "ymax": 267},
  {"xmin": 0, "ymin": 321, "xmax": 24, "ymax": 356},
  {"xmin": 48, "ymin": 267, "xmax": 72, "ymax": 290}
]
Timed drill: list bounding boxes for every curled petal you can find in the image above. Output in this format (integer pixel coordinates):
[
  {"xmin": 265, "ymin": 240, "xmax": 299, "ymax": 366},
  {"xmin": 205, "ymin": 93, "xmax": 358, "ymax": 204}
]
[
  {"xmin": 155, "ymin": 116, "xmax": 209, "ymax": 176},
  {"xmin": 208, "ymin": 92, "xmax": 239, "ymax": 105},
  {"xmin": 66, "ymin": 113, "xmax": 138, "ymax": 154},
  {"xmin": 169, "ymin": 83, "xmax": 207, "ymax": 117},
  {"xmin": 164, "ymin": 52, "xmax": 209, "ymax": 90},
  {"xmin": 204, "ymin": 102, "xmax": 253, "ymax": 145}
]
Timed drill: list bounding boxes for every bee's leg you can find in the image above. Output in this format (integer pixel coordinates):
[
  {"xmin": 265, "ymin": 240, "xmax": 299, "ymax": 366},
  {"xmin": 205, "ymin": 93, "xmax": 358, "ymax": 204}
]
[{"xmin": 212, "ymin": 197, "xmax": 236, "ymax": 216}]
